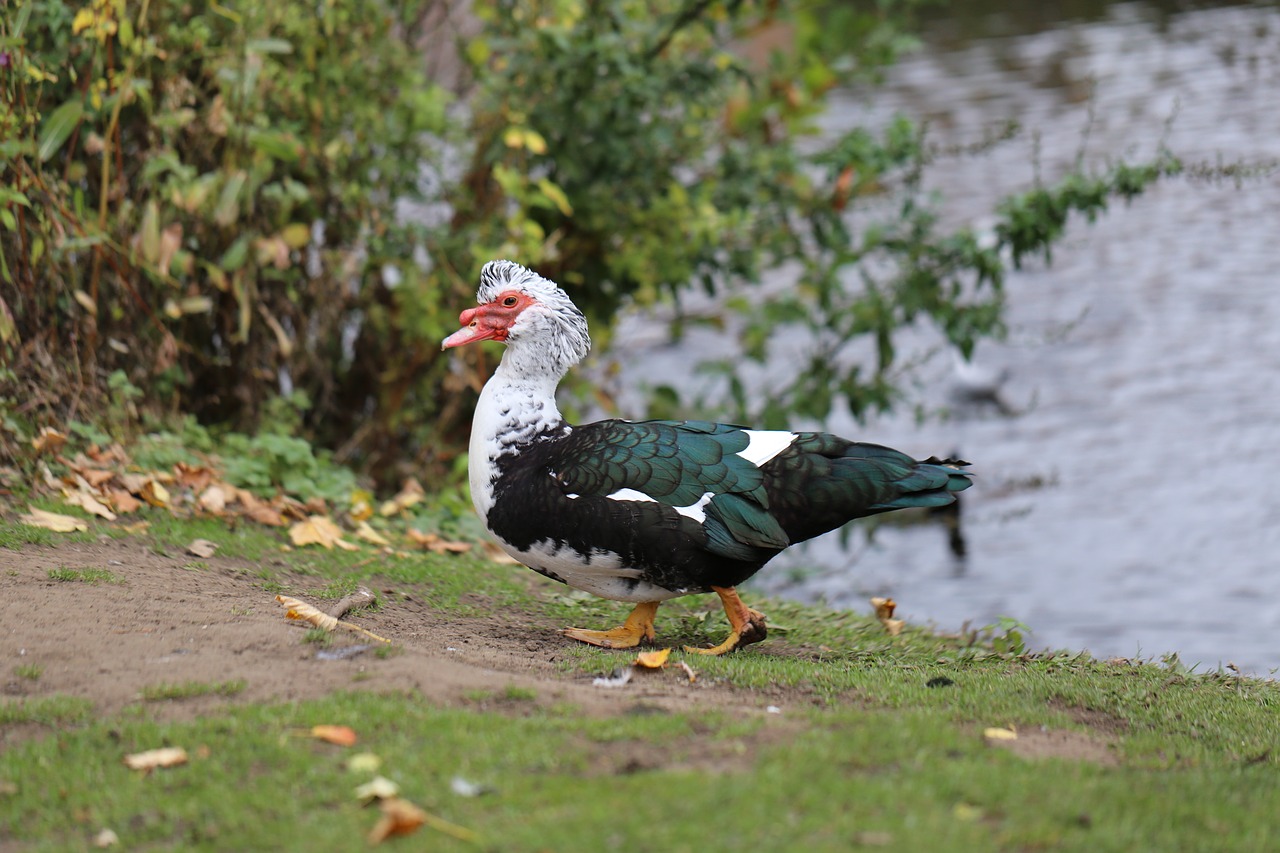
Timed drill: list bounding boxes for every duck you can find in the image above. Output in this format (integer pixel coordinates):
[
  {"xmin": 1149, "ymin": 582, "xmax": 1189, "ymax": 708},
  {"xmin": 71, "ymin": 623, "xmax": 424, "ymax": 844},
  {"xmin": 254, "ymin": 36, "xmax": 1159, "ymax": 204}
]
[{"xmin": 442, "ymin": 260, "xmax": 972, "ymax": 654}]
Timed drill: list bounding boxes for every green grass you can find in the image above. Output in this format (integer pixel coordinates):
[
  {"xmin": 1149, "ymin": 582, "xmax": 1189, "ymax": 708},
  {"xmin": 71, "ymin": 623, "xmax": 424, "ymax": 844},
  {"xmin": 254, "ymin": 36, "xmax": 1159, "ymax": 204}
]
[
  {"xmin": 3, "ymin": 513, "xmax": 1280, "ymax": 850},
  {"xmin": 1, "ymin": 684, "xmax": 1278, "ymax": 852},
  {"xmin": 139, "ymin": 680, "xmax": 248, "ymax": 702},
  {"xmin": 46, "ymin": 566, "xmax": 125, "ymax": 584},
  {"xmin": 14, "ymin": 663, "xmax": 43, "ymax": 681}
]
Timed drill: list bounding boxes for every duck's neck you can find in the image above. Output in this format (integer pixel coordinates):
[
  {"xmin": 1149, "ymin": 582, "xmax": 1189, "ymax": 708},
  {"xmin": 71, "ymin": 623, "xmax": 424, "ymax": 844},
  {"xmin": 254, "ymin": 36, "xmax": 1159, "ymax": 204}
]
[{"xmin": 467, "ymin": 355, "xmax": 570, "ymax": 522}]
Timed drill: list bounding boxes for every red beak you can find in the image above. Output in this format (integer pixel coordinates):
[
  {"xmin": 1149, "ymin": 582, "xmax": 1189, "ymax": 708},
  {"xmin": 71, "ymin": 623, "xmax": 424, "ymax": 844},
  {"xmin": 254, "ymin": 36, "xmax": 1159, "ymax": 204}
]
[{"xmin": 441, "ymin": 306, "xmax": 509, "ymax": 350}]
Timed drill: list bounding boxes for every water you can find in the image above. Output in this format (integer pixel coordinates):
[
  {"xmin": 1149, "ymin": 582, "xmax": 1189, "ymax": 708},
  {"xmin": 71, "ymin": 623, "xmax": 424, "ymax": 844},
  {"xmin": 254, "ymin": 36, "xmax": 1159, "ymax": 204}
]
[{"xmin": 607, "ymin": 2, "xmax": 1280, "ymax": 674}]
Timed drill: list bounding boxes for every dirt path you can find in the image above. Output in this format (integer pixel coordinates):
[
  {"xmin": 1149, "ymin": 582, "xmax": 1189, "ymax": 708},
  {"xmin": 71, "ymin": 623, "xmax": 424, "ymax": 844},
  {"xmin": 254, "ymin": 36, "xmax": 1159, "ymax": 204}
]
[{"xmin": 0, "ymin": 539, "xmax": 780, "ymax": 737}]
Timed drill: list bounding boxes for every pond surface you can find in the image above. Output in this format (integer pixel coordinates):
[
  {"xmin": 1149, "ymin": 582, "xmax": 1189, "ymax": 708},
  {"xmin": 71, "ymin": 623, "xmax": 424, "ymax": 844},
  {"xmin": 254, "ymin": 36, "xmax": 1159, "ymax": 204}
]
[{"xmin": 609, "ymin": 2, "xmax": 1280, "ymax": 674}]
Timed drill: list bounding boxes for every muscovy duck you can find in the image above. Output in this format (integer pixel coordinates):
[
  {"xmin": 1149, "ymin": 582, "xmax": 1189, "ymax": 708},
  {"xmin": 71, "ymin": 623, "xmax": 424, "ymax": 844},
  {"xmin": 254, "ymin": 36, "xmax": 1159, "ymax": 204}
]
[{"xmin": 442, "ymin": 260, "xmax": 972, "ymax": 655}]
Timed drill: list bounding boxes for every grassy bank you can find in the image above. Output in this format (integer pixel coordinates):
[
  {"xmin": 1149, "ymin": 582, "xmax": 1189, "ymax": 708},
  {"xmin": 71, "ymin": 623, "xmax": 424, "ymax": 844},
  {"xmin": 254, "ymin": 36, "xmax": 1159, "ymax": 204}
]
[{"xmin": 2, "ymin": 510, "xmax": 1279, "ymax": 851}]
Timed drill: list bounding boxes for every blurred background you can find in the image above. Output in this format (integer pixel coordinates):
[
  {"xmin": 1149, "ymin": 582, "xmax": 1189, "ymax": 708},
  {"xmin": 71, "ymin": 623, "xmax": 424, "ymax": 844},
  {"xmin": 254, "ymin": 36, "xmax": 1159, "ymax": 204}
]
[
  {"xmin": 4, "ymin": 0, "xmax": 1277, "ymax": 673},
  {"xmin": 608, "ymin": 1, "xmax": 1280, "ymax": 675}
]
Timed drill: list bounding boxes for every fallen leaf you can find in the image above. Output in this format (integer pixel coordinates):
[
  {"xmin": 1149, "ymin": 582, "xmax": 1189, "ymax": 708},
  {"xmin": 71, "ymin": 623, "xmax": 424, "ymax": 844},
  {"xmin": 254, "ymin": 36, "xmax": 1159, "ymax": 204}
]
[
  {"xmin": 76, "ymin": 468, "xmax": 116, "ymax": 488},
  {"xmin": 289, "ymin": 515, "xmax": 359, "ymax": 551},
  {"xmin": 983, "ymin": 726, "xmax": 1018, "ymax": 742},
  {"xmin": 139, "ymin": 479, "xmax": 170, "ymax": 508},
  {"xmin": 64, "ymin": 488, "xmax": 118, "ymax": 521},
  {"xmin": 19, "ymin": 508, "xmax": 87, "ymax": 533},
  {"xmin": 242, "ymin": 497, "xmax": 286, "ymax": 527},
  {"xmin": 676, "ymin": 661, "xmax": 698, "ymax": 683},
  {"xmin": 123, "ymin": 747, "xmax": 188, "ymax": 771},
  {"xmin": 311, "ymin": 724, "xmax": 358, "ymax": 747},
  {"xmin": 276, "ymin": 595, "xmax": 392, "ymax": 644},
  {"xmin": 870, "ymin": 596, "xmax": 905, "ymax": 636},
  {"xmin": 186, "ymin": 539, "xmax": 218, "ymax": 558},
  {"xmin": 347, "ymin": 753, "xmax": 383, "ymax": 774},
  {"xmin": 407, "ymin": 529, "xmax": 471, "ymax": 554},
  {"xmin": 355, "ymin": 775, "xmax": 400, "ymax": 803},
  {"xmin": 173, "ymin": 463, "xmax": 215, "ymax": 493},
  {"xmin": 368, "ymin": 797, "xmax": 427, "ymax": 844},
  {"xmin": 108, "ymin": 489, "xmax": 143, "ymax": 514},
  {"xmin": 31, "ymin": 427, "xmax": 67, "ymax": 454},
  {"xmin": 378, "ymin": 478, "xmax": 425, "ymax": 517},
  {"xmin": 349, "ymin": 488, "xmax": 375, "ymax": 522},
  {"xmin": 450, "ymin": 776, "xmax": 493, "ymax": 797},
  {"xmin": 354, "ymin": 521, "xmax": 390, "ymax": 547},
  {"xmin": 93, "ymin": 828, "xmax": 119, "ymax": 848},
  {"xmin": 634, "ymin": 648, "xmax": 671, "ymax": 669},
  {"xmin": 368, "ymin": 797, "xmax": 478, "ymax": 845},
  {"xmin": 198, "ymin": 484, "xmax": 228, "ymax": 514}
]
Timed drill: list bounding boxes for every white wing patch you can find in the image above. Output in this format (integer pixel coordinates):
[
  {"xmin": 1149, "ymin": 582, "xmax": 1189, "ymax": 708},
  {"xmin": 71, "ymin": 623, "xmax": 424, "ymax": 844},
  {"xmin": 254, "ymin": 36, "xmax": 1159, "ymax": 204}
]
[
  {"xmin": 673, "ymin": 491, "xmax": 715, "ymax": 523},
  {"xmin": 605, "ymin": 488, "xmax": 658, "ymax": 503},
  {"xmin": 737, "ymin": 430, "xmax": 797, "ymax": 467},
  {"xmin": 499, "ymin": 537, "xmax": 684, "ymax": 603}
]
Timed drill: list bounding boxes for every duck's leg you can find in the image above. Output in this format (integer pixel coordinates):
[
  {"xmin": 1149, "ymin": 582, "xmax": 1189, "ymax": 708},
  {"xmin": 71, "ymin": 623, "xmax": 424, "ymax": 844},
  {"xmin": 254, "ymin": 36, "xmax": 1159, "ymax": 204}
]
[
  {"xmin": 683, "ymin": 586, "xmax": 768, "ymax": 656},
  {"xmin": 563, "ymin": 601, "xmax": 661, "ymax": 649}
]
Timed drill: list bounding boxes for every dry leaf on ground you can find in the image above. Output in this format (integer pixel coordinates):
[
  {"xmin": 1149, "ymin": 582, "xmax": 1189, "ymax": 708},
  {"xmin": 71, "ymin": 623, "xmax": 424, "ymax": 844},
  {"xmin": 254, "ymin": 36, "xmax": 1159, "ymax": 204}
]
[
  {"xmin": 31, "ymin": 427, "xmax": 67, "ymax": 454},
  {"xmin": 139, "ymin": 479, "xmax": 171, "ymax": 508},
  {"xmin": 368, "ymin": 797, "xmax": 478, "ymax": 845},
  {"xmin": 983, "ymin": 726, "xmax": 1018, "ymax": 742},
  {"xmin": 123, "ymin": 747, "xmax": 188, "ymax": 771},
  {"xmin": 407, "ymin": 529, "xmax": 471, "ymax": 554},
  {"xmin": 64, "ymin": 488, "xmax": 118, "ymax": 521},
  {"xmin": 19, "ymin": 508, "xmax": 88, "ymax": 533},
  {"xmin": 186, "ymin": 539, "xmax": 219, "ymax": 558},
  {"xmin": 635, "ymin": 648, "xmax": 671, "ymax": 669},
  {"xmin": 870, "ymin": 596, "xmax": 905, "ymax": 636},
  {"xmin": 378, "ymin": 478, "xmax": 425, "ymax": 517},
  {"xmin": 368, "ymin": 797, "xmax": 428, "ymax": 843},
  {"xmin": 275, "ymin": 595, "xmax": 392, "ymax": 644},
  {"xmin": 289, "ymin": 515, "xmax": 359, "ymax": 551},
  {"xmin": 354, "ymin": 521, "xmax": 390, "ymax": 547},
  {"xmin": 310, "ymin": 724, "xmax": 358, "ymax": 747},
  {"xmin": 198, "ymin": 484, "xmax": 228, "ymax": 514},
  {"xmin": 355, "ymin": 775, "xmax": 400, "ymax": 803},
  {"xmin": 677, "ymin": 661, "xmax": 698, "ymax": 683},
  {"xmin": 108, "ymin": 489, "xmax": 143, "ymax": 513}
]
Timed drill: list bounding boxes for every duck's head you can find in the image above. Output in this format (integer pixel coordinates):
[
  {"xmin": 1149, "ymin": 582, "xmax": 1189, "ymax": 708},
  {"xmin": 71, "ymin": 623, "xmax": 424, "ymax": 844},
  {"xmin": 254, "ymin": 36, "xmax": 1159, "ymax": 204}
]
[{"xmin": 442, "ymin": 260, "xmax": 591, "ymax": 375}]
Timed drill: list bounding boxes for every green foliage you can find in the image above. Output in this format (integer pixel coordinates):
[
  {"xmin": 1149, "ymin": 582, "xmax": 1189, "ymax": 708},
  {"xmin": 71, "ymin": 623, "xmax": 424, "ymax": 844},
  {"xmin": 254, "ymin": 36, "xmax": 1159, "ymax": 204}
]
[
  {"xmin": 1, "ymin": 0, "xmax": 1179, "ymax": 481},
  {"xmin": 139, "ymin": 679, "xmax": 247, "ymax": 702},
  {"xmin": 46, "ymin": 566, "xmax": 124, "ymax": 584}
]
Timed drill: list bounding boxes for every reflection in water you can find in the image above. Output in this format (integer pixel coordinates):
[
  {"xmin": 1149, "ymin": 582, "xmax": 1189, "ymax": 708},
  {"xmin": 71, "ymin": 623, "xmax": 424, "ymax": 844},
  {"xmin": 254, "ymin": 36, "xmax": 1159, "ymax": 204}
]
[{"xmin": 611, "ymin": 3, "xmax": 1280, "ymax": 674}]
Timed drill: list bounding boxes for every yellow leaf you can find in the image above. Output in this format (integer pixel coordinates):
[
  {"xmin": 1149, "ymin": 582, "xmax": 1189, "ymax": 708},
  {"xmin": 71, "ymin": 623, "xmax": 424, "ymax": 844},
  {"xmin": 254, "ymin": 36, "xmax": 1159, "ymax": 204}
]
[
  {"xmin": 355, "ymin": 775, "xmax": 399, "ymax": 802},
  {"xmin": 310, "ymin": 724, "xmax": 358, "ymax": 747},
  {"xmin": 634, "ymin": 648, "xmax": 671, "ymax": 669},
  {"xmin": 502, "ymin": 127, "xmax": 526, "ymax": 149},
  {"xmin": 72, "ymin": 8, "xmax": 97, "ymax": 34},
  {"xmin": 983, "ymin": 726, "xmax": 1018, "ymax": 742},
  {"xmin": 347, "ymin": 753, "xmax": 383, "ymax": 775},
  {"xmin": 354, "ymin": 521, "xmax": 390, "ymax": 547},
  {"xmin": 179, "ymin": 296, "xmax": 213, "ymax": 315},
  {"xmin": 522, "ymin": 130, "xmax": 548, "ymax": 155},
  {"xmin": 536, "ymin": 178, "xmax": 573, "ymax": 216},
  {"xmin": 123, "ymin": 747, "xmax": 188, "ymax": 771},
  {"xmin": 349, "ymin": 488, "xmax": 374, "ymax": 522},
  {"xmin": 289, "ymin": 515, "xmax": 357, "ymax": 550},
  {"xmin": 140, "ymin": 479, "xmax": 170, "ymax": 507},
  {"xmin": 281, "ymin": 223, "xmax": 311, "ymax": 248},
  {"xmin": 19, "ymin": 508, "xmax": 88, "ymax": 533},
  {"xmin": 275, "ymin": 595, "xmax": 392, "ymax": 644}
]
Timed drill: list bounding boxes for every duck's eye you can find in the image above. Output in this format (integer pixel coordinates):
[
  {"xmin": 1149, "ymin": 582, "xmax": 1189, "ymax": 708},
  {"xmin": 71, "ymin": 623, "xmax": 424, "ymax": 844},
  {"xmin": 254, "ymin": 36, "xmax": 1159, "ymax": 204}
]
[{"xmin": 502, "ymin": 295, "xmax": 519, "ymax": 307}]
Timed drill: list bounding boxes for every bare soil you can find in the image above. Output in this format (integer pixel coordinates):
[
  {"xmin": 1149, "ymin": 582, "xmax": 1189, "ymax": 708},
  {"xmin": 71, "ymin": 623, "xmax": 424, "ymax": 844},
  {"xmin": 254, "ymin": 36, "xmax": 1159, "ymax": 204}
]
[{"xmin": 0, "ymin": 539, "xmax": 1115, "ymax": 765}]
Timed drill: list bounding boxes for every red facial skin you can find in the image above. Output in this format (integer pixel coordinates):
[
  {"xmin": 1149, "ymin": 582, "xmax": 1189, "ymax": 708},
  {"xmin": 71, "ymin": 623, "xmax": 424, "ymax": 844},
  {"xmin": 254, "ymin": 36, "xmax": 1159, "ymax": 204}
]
[{"xmin": 441, "ymin": 290, "xmax": 537, "ymax": 349}]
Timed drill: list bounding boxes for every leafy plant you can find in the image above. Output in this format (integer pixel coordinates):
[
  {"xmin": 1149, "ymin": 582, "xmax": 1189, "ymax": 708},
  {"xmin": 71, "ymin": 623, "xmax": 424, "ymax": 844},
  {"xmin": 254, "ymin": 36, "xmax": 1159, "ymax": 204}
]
[{"xmin": 1, "ymin": 0, "xmax": 1179, "ymax": 484}]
